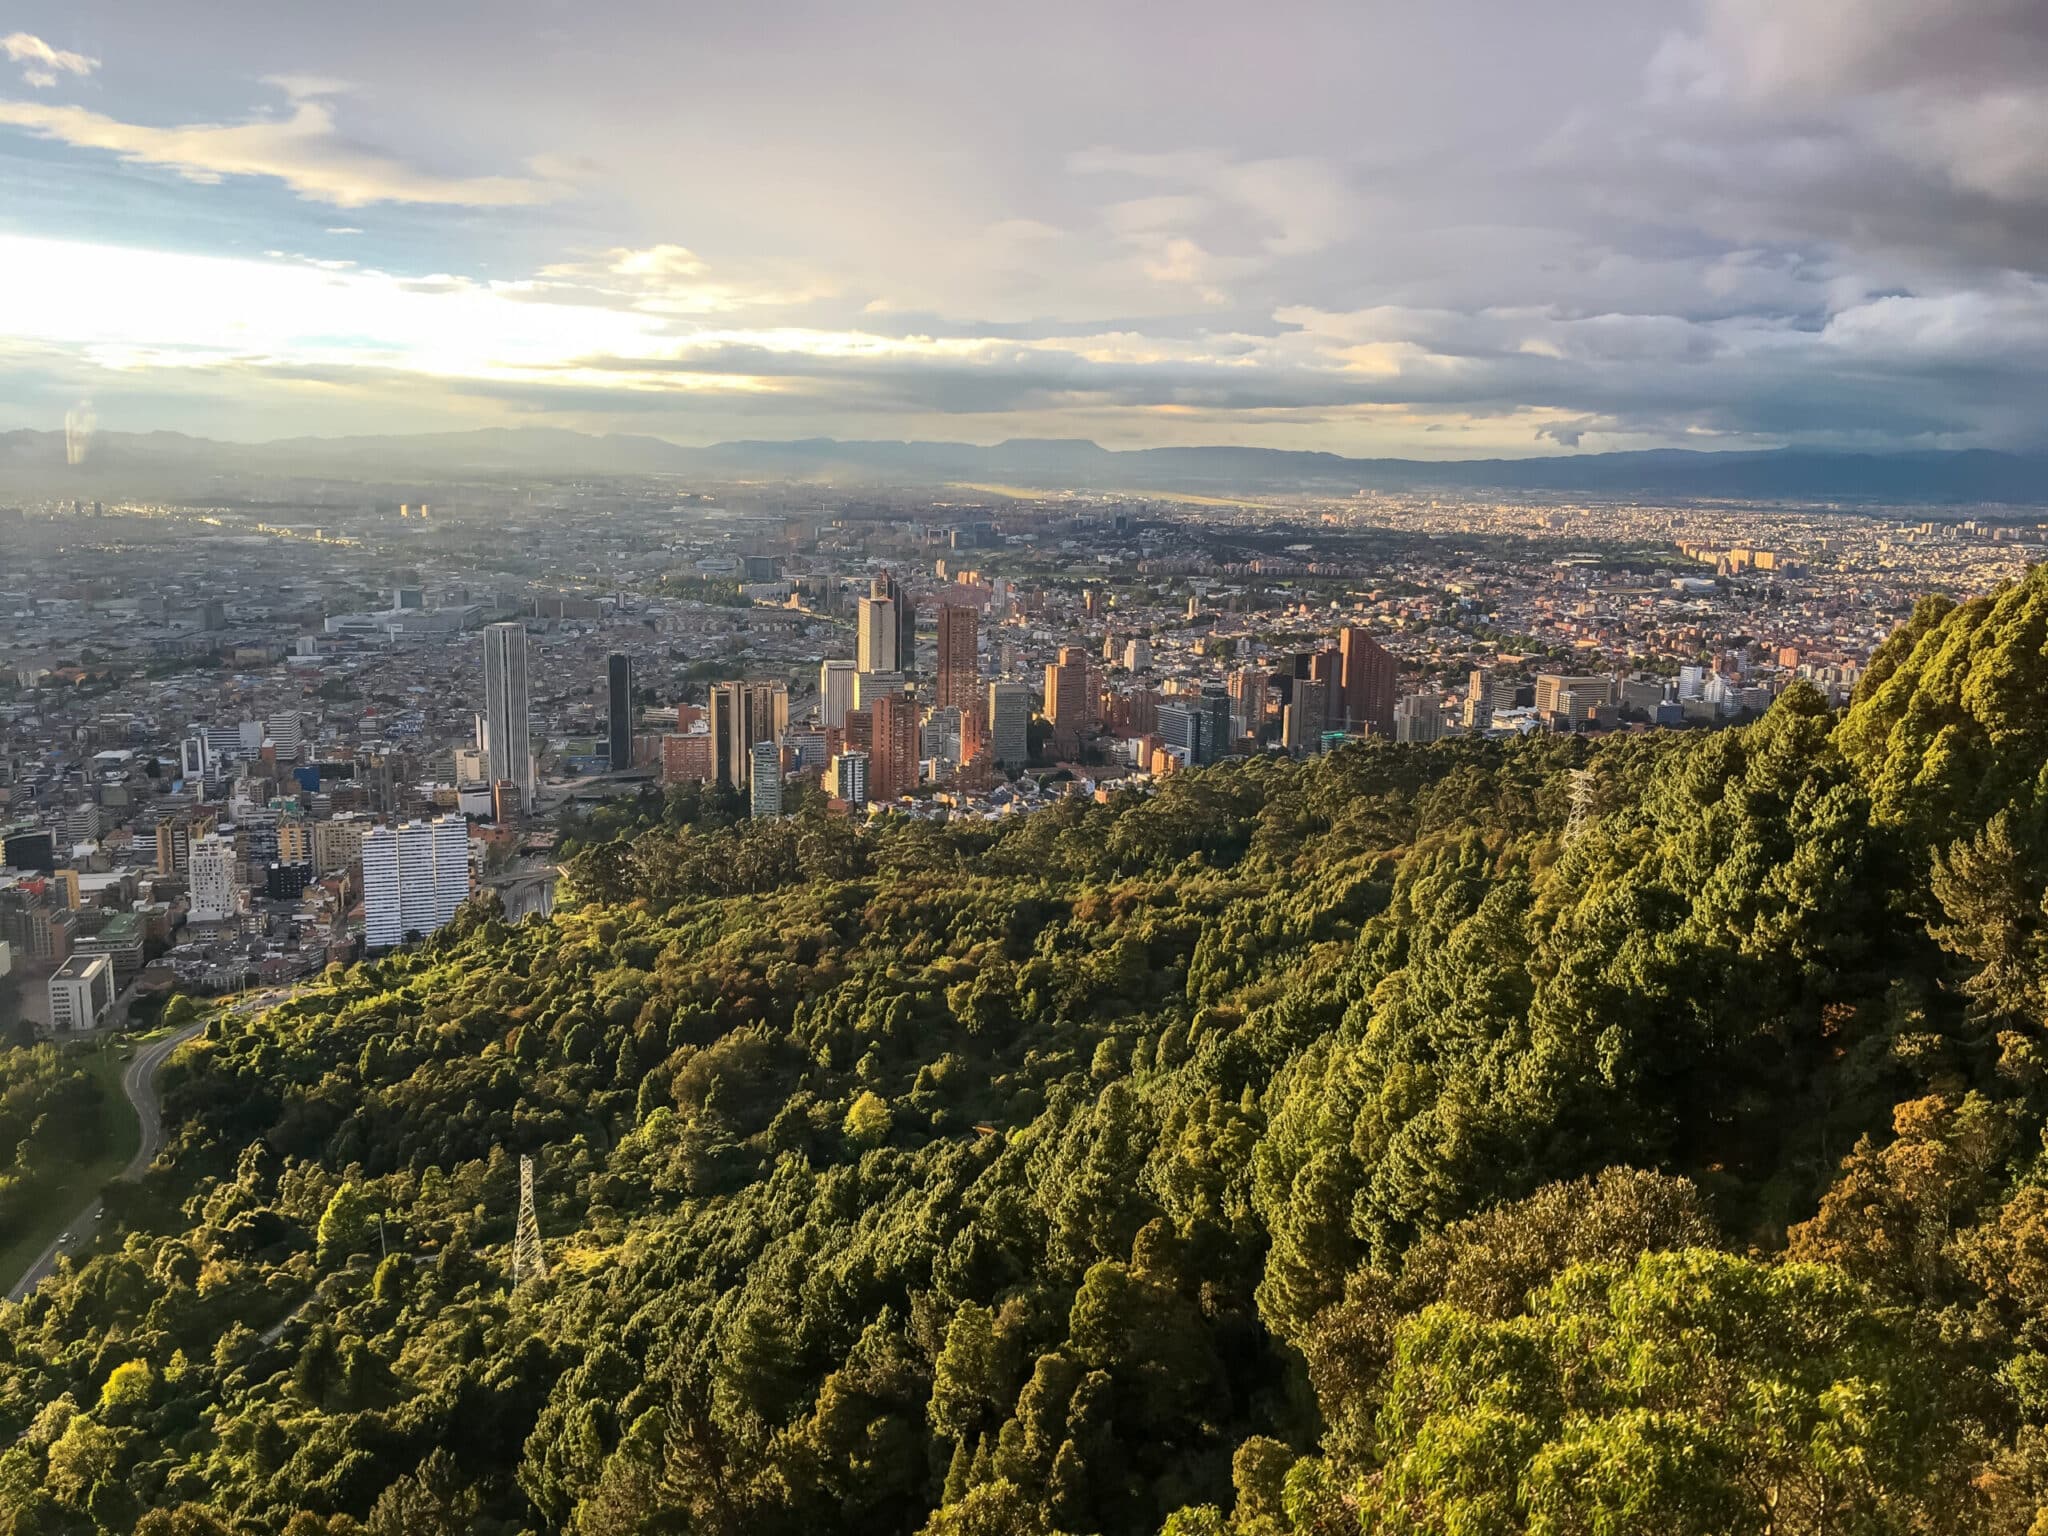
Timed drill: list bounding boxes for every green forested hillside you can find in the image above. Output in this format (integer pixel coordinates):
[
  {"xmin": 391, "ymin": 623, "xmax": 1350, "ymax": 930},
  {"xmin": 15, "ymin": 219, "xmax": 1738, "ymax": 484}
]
[{"xmin": 12, "ymin": 572, "xmax": 2048, "ymax": 1534}]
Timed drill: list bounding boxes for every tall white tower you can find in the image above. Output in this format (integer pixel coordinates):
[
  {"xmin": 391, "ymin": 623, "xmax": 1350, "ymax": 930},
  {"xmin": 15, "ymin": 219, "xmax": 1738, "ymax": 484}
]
[
  {"xmin": 857, "ymin": 597, "xmax": 898, "ymax": 674},
  {"xmin": 482, "ymin": 623, "xmax": 534, "ymax": 811},
  {"xmin": 819, "ymin": 658, "xmax": 856, "ymax": 732}
]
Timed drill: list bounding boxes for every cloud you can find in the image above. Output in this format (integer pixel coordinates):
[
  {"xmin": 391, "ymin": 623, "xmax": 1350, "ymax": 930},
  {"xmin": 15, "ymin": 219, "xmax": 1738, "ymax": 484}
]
[
  {"xmin": 1675, "ymin": 0, "xmax": 2048, "ymax": 101},
  {"xmin": 1072, "ymin": 147, "xmax": 1356, "ymax": 257},
  {"xmin": 0, "ymin": 78, "xmax": 562, "ymax": 207},
  {"xmin": 1, "ymin": 33, "xmax": 97, "ymax": 89},
  {"xmin": 1633, "ymin": 0, "xmax": 2048, "ymax": 257},
  {"xmin": 534, "ymin": 244, "xmax": 835, "ymax": 315},
  {"xmin": 6, "ymin": 220, "xmax": 2047, "ymax": 456},
  {"xmin": 2, "ymin": 2, "xmax": 2046, "ymax": 456}
]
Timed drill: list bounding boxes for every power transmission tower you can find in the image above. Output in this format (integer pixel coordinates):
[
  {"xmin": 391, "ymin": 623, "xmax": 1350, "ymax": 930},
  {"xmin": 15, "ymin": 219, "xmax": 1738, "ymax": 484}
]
[
  {"xmin": 513, "ymin": 1154, "xmax": 549, "ymax": 1284},
  {"xmin": 1565, "ymin": 766, "xmax": 1595, "ymax": 844}
]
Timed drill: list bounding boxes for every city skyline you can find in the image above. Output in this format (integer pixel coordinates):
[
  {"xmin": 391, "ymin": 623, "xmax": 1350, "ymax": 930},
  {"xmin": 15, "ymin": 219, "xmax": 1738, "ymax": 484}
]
[{"xmin": 2, "ymin": 1, "xmax": 2044, "ymax": 459}]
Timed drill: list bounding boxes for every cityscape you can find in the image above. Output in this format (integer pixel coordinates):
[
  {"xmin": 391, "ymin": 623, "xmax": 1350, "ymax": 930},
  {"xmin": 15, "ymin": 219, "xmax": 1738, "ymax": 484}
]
[
  {"xmin": 5, "ymin": 476, "xmax": 2036, "ymax": 1029},
  {"xmin": 5, "ymin": 1, "xmax": 2048, "ymax": 1533}
]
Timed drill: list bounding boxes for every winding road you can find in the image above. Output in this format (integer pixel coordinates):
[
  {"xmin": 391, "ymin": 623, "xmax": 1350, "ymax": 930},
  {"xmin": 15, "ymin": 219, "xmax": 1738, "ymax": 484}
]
[{"xmin": 6, "ymin": 1020, "xmax": 206, "ymax": 1303}]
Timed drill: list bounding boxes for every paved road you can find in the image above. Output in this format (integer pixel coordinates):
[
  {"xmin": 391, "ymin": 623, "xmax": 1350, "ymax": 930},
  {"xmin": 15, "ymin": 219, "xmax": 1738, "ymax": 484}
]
[
  {"xmin": 6, "ymin": 1020, "xmax": 206, "ymax": 1303},
  {"xmin": 119, "ymin": 1022, "xmax": 204, "ymax": 1179}
]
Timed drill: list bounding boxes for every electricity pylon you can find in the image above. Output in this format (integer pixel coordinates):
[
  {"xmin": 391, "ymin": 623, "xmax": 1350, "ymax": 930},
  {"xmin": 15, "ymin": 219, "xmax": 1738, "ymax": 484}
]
[
  {"xmin": 1565, "ymin": 766, "xmax": 1595, "ymax": 844},
  {"xmin": 512, "ymin": 1154, "xmax": 549, "ymax": 1283}
]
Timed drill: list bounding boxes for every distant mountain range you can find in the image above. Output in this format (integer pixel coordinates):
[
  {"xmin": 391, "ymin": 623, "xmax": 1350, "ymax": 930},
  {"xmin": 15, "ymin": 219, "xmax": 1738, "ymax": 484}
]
[{"xmin": 3, "ymin": 426, "xmax": 2045, "ymax": 505}]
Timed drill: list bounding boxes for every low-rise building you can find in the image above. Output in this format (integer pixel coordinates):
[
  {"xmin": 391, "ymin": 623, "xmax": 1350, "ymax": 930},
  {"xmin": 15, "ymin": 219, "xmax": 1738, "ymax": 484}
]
[{"xmin": 48, "ymin": 952, "xmax": 115, "ymax": 1033}]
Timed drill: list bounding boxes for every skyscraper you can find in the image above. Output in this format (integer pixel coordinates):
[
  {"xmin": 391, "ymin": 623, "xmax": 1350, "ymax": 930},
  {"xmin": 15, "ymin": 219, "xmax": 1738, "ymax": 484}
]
[
  {"xmin": 870, "ymin": 690, "xmax": 921, "ymax": 803},
  {"xmin": 843, "ymin": 706, "xmax": 874, "ymax": 757},
  {"xmin": 1309, "ymin": 648, "xmax": 1342, "ymax": 727},
  {"xmin": 855, "ymin": 669, "xmax": 906, "ymax": 710},
  {"xmin": 1340, "ymin": 627, "xmax": 1396, "ymax": 736},
  {"xmin": 1463, "ymin": 668, "xmax": 1495, "ymax": 731},
  {"xmin": 857, "ymin": 596, "xmax": 899, "ymax": 674},
  {"xmin": 1394, "ymin": 694, "xmax": 1445, "ymax": 743},
  {"xmin": 1158, "ymin": 700, "xmax": 1205, "ymax": 765},
  {"xmin": 936, "ymin": 603, "xmax": 978, "ymax": 709},
  {"xmin": 749, "ymin": 741, "xmax": 783, "ymax": 817},
  {"xmin": 830, "ymin": 749, "xmax": 870, "ymax": 806},
  {"xmin": 959, "ymin": 700, "xmax": 988, "ymax": 768},
  {"xmin": 482, "ymin": 623, "xmax": 535, "ymax": 811},
  {"xmin": 873, "ymin": 570, "xmax": 917, "ymax": 674},
  {"xmin": 1044, "ymin": 648, "xmax": 1090, "ymax": 737},
  {"xmin": 709, "ymin": 680, "xmax": 790, "ymax": 791},
  {"xmin": 606, "ymin": 652, "xmax": 633, "ymax": 770},
  {"xmin": 362, "ymin": 816, "xmax": 472, "ymax": 949},
  {"xmin": 987, "ymin": 681, "xmax": 1031, "ymax": 771},
  {"xmin": 1285, "ymin": 680, "xmax": 1330, "ymax": 753},
  {"xmin": 819, "ymin": 658, "xmax": 857, "ymax": 730},
  {"xmin": 1200, "ymin": 681, "xmax": 1234, "ymax": 762},
  {"xmin": 1230, "ymin": 667, "xmax": 1269, "ymax": 740}
]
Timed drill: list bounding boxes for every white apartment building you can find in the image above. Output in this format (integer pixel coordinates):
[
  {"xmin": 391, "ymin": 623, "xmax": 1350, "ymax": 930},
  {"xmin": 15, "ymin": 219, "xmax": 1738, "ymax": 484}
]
[
  {"xmin": 187, "ymin": 833, "xmax": 241, "ymax": 923},
  {"xmin": 362, "ymin": 816, "xmax": 472, "ymax": 948},
  {"xmin": 750, "ymin": 742, "xmax": 783, "ymax": 817}
]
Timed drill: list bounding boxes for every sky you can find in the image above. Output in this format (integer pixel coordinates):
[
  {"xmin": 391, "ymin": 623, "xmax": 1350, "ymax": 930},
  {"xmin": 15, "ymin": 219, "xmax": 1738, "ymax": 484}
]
[{"xmin": 1, "ymin": 0, "xmax": 2045, "ymax": 457}]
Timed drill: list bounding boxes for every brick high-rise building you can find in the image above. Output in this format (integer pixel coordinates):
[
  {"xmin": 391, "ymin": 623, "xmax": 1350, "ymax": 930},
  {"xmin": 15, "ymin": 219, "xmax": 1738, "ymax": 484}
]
[
  {"xmin": 661, "ymin": 732, "xmax": 715, "ymax": 785},
  {"xmin": 960, "ymin": 699, "xmax": 988, "ymax": 766},
  {"xmin": 278, "ymin": 816, "xmax": 312, "ymax": 868},
  {"xmin": 935, "ymin": 603, "xmax": 978, "ymax": 710},
  {"xmin": 843, "ymin": 707, "xmax": 874, "ymax": 758},
  {"xmin": 870, "ymin": 691, "xmax": 921, "ymax": 804},
  {"xmin": 1043, "ymin": 647, "xmax": 1092, "ymax": 744},
  {"xmin": 1340, "ymin": 627, "xmax": 1397, "ymax": 736}
]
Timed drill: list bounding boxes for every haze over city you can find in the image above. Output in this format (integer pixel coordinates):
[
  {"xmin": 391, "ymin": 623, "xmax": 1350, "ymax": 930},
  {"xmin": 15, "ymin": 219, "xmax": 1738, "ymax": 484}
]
[{"xmin": 3, "ymin": 0, "xmax": 2046, "ymax": 457}]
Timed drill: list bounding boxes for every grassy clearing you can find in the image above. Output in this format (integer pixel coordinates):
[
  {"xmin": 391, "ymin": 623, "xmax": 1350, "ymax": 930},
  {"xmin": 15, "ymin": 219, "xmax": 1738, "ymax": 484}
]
[{"xmin": 0, "ymin": 1040, "xmax": 140, "ymax": 1285}]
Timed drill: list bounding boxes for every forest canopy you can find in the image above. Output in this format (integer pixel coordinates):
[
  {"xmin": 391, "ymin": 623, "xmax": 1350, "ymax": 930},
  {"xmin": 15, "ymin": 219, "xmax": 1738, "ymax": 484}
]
[{"xmin": 10, "ymin": 567, "xmax": 2048, "ymax": 1534}]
